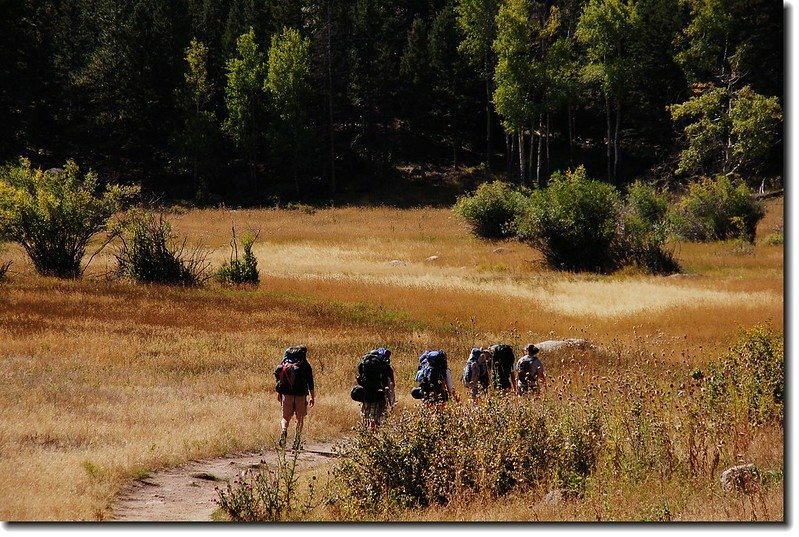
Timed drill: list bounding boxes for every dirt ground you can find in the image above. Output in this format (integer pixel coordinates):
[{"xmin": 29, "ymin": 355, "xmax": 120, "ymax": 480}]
[{"xmin": 112, "ymin": 442, "xmax": 338, "ymax": 521}]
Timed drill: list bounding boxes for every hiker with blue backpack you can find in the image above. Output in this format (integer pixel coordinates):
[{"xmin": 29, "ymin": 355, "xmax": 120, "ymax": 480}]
[
  {"xmin": 516, "ymin": 344, "xmax": 546, "ymax": 395},
  {"xmin": 411, "ymin": 349, "xmax": 459, "ymax": 407},
  {"xmin": 274, "ymin": 345, "xmax": 316, "ymax": 450},
  {"xmin": 350, "ymin": 347, "xmax": 395, "ymax": 430},
  {"xmin": 462, "ymin": 347, "xmax": 491, "ymax": 403}
]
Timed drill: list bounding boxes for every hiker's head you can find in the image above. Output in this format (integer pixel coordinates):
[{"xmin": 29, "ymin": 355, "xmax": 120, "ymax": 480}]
[{"xmin": 525, "ymin": 344, "xmax": 539, "ymax": 355}]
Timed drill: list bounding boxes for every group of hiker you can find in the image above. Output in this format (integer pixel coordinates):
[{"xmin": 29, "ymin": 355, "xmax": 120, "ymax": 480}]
[{"xmin": 272, "ymin": 343, "xmax": 546, "ymax": 448}]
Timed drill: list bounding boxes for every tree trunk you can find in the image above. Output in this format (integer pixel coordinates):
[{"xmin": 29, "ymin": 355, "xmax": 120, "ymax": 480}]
[
  {"xmin": 545, "ymin": 112, "xmax": 551, "ymax": 182},
  {"xmin": 568, "ymin": 105, "xmax": 574, "ymax": 165},
  {"xmin": 326, "ymin": 0, "xmax": 336, "ymax": 197},
  {"xmin": 518, "ymin": 130, "xmax": 526, "ymax": 184},
  {"xmin": 614, "ymin": 98, "xmax": 621, "ymax": 183},
  {"xmin": 529, "ymin": 124, "xmax": 535, "ymax": 185},
  {"xmin": 605, "ymin": 91, "xmax": 612, "ymax": 182},
  {"xmin": 485, "ymin": 52, "xmax": 492, "ymax": 167}
]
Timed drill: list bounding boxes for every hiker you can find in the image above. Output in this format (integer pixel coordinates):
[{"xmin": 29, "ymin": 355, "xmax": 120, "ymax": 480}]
[
  {"xmin": 462, "ymin": 347, "xmax": 491, "ymax": 403},
  {"xmin": 274, "ymin": 345, "xmax": 315, "ymax": 450},
  {"xmin": 411, "ymin": 349, "xmax": 458, "ymax": 408},
  {"xmin": 516, "ymin": 343, "xmax": 546, "ymax": 395},
  {"xmin": 351, "ymin": 347, "xmax": 395, "ymax": 430},
  {"xmin": 489, "ymin": 343, "xmax": 517, "ymax": 394}
]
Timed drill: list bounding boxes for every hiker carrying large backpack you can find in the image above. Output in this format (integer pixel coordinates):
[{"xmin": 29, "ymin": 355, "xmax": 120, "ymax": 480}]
[
  {"xmin": 516, "ymin": 343, "xmax": 546, "ymax": 395},
  {"xmin": 351, "ymin": 347, "xmax": 395, "ymax": 430},
  {"xmin": 462, "ymin": 347, "xmax": 490, "ymax": 403},
  {"xmin": 411, "ymin": 349, "xmax": 456, "ymax": 405},
  {"xmin": 274, "ymin": 345, "xmax": 315, "ymax": 449},
  {"xmin": 489, "ymin": 343, "xmax": 517, "ymax": 393}
]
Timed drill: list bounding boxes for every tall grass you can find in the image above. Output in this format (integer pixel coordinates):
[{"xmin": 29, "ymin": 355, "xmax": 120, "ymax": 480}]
[{"xmin": 0, "ymin": 201, "xmax": 783, "ymax": 520}]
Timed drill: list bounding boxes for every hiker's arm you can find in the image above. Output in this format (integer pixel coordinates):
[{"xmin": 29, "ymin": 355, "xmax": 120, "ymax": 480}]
[{"xmin": 308, "ymin": 389, "xmax": 315, "ymax": 407}]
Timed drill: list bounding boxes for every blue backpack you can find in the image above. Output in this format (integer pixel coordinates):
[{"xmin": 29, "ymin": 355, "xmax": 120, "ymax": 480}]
[{"xmin": 415, "ymin": 350, "xmax": 448, "ymax": 395}]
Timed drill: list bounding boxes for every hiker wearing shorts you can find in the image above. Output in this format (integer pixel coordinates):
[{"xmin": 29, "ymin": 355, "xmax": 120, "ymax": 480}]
[
  {"xmin": 515, "ymin": 344, "xmax": 546, "ymax": 395},
  {"xmin": 274, "ymin": 345, "xmax": 315, "ymax": 450}
]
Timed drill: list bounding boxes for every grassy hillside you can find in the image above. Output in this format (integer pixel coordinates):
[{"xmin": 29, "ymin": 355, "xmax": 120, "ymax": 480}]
[{"xmin": 0, "ymin": 198, "xmax": 783, "ymax": 521}]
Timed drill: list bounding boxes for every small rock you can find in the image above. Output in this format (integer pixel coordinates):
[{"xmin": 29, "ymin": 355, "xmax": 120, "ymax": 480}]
[
  {"xmin": 720, "ymin": 463, "xmax": 761, "ymax": 493},
  {"xmin": 493, "ymin": 247, "xmax": 509, "ymax": 254},
  {"xmin": 542, "ymin": 488, "xmax": 578, "ymax": 505},
  {"xmin": 426, "ymin": 255, "xmax": 439, "ymax": 262},
  {"xmin": 388, "ymin": 260, "xmax": 406, "ymax": 266},
  {"xmin": 534, "ymin": 339, "xmax": 588, "ymax": 352}
]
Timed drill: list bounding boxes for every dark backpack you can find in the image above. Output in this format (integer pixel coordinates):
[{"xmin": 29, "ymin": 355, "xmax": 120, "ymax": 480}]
[
  {"xmin": 274, "ymin": 346, "xmax": 308, "ymax": 395},
  {"xmin": 354, "ymin": 351, "xmax": 390, "ymax": 403},
  {"xmin": 517, "ymin": 356, "xmax": 537, "ymax": 385},
  {"xmin": 415, "ymin": 350, "xmax": 447, "ymax": 396},
  {"xmin": 490, "ymin": 344, "xmax": 515, "ymax": 389}
]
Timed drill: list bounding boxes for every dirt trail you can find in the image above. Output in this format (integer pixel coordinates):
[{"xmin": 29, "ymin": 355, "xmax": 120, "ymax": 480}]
[{"xmin": 112, "ymin": 442, "xmax": 338, "ymax": 521}]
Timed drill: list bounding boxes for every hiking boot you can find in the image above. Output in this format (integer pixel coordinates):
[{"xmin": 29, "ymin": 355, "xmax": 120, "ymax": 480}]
[
  {"xmin": 278, "ymin": 430, "xmax": 287, "ymax": 448},
  {"xmin": 292, "ymin": 436, "xmax": 301, "ymax": 451}
]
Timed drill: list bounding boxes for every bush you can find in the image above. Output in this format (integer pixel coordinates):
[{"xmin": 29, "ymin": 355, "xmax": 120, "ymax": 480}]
[
  {"xmin": 668, "ymin": 175, "xmax": 764, "ymax": 242},
  {"xmin": 453, "ymin": 180, "xmax": 528, "ymax": 239},
  {"xmin": 701, "ymin": 324, "xmax": 784, "ymax": 426},
  {"xmin": 0, "ymin": 259, "xmax": 9, "ymax": 281},
  {"xmin": 114, "ymin": 212, "xmax": 209, "ymax": 285},
  {"xmin": 515, "ymin": 166, "xmax": 621, "ymax": 272},
  {"xmin": 331, "ymin": 396, "xmax": 602, "ymax": 512},
  {"xmin": 217, "ymin": 228, "xmax": 259, "ymax": 285},
  {"xmin": 0, "ymin": 158, "xmax": 138, "ymax": 278},
  {"xmin": 215, "ymin": 444, "xmax": 319, "ymax": 521},
  {"xmin": 618, "ymin": 181, "xmax": 680, "ymax": 274}
]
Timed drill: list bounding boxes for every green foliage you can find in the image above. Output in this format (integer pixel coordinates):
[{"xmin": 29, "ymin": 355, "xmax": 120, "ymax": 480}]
[
  {"xmin": 668, "ymin": 175, "xmax": 764, "ymax": 242},
  {"xmin": 453, "ymin": 180, "xmax": 528, "ymax": 239},
  {"xmin": 332, "ymin": 396, "xmax": 602, "ymax": 511},
  {"xmin": 175, "ymin": 38, "xmax": 218, "ymax": 199},
  {"xmin": 223, "ymin": 27, "xmax": 265, "ymax": 178},
  {"xmin": 215, "ymin": 444, "xmax": 319, "ymax": 521},
  {"xmin": 669, "ymin": 86, "xmax": 783, "ymax": 178},
  {"xmin": 217, "ymin": 228, "xmax": 260, "ymax": 285},
  {"xmin": 265, "ymin": 26, "xmax": 312, "ymax": 194},
  {"xmin": 618, "ymin": 181, "xmax": 679, "ymax": 274},
  {"xmin": 515, "ymin": 166, "xmax": 621, "ymax": 272},
  {"xmin": 456, "ymin": 0, "xmax": 499, "ymax": 75},
  {"xmin": 701, "ymin": 325, "xmax": 784, "ymax": 426},
  {"xmin": 0, "ymin": 158, "xmax": 138, "ymax": 278},
  {"xmin": 114, "ymin": 212, "xmax": 209, "ymax": 286}
]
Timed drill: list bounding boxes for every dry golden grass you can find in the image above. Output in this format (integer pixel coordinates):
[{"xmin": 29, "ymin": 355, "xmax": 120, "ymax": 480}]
[{"xmin": 0, "ymin": 199, "xmax": 783, "ymax": 520}]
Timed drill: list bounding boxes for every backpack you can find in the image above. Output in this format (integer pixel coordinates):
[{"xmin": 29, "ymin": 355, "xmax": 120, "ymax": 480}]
[
  {"xmin": 490, "ymin": 344, "xmax": 515, "ymax": 389},
  {"xmin": 354, "ymin": 351, "xmax": 389, "ymax": 403},
  {"xmin": 462, "ymin": 348, "xmax": 485, "ymax": 388},
  {"xmin": 274, "ymin": 346, "xmax": 308, "ymax": 395},
  {"xmin": 517, "ymin": 356, "xmax": 537, "ymax": 386},
  {"xmin": 415, "ymin": 350, "xmax": 447, "ymax": 396}
]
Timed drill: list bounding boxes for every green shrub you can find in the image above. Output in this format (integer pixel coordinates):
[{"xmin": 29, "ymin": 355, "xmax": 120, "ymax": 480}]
[
  {"xmin": 453, "ymin": 180, "xmax": 528, "ymax": 239},
  {"xmin": 217, "ymin": 228, "xmax": 260, "ymax": 285},
  {"xmin": 331, "ymin": 396, "xmax": 602, "ymax": 512},
  {"xmin": 701, "ymin": 324, "xmax": 784, "ymax": 426},
  {"xmin": 515, "ymin": 166, "xmax": 621, "ymax": 272},
  {"xmin": 0, "ymin": 158, "xmax": 138, "ymax": 278},
  {"xmin": 215, "ymin": 444, "xmax": 319, "ymax": 521},
  {"xmin": 618, "ymin": 181, "xmax": 680, "ymax": 274},
  {"xmin": 668, "ymin": 175, "xmax": 764, "ymax": 242},
  {"xmin": 114, "ymin": 212, "xmax": 209, "ymax": 285}
]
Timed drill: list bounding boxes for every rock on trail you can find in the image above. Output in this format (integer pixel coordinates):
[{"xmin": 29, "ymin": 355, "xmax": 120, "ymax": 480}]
[{"xmin": 112, "ymin": 442, "xmax": 337, "ymax": 522}]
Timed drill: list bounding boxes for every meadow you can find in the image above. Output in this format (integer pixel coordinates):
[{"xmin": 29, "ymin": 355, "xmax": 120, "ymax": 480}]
[{"xmin": 0, "ymin": 197, "xmax": 783, "ymax": 521}]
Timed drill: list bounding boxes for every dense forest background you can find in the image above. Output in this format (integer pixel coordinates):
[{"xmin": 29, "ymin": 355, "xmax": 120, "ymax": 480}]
[{"xmin": 0, "ymin": 0, "xmax": 784, "ymax": 206}]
